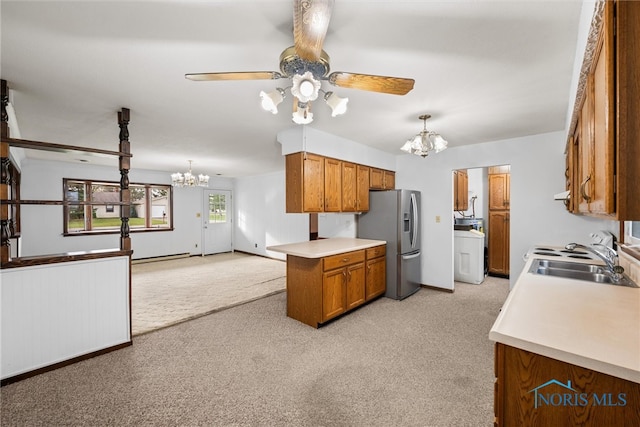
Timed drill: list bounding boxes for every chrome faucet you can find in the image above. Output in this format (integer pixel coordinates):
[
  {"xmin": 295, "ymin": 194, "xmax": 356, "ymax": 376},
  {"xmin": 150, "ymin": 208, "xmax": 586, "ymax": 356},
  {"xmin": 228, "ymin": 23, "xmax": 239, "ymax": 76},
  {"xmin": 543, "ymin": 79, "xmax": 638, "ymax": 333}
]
[{"xmin": 565, "ymin": 243, "xmax": 625, "ymax": 281}]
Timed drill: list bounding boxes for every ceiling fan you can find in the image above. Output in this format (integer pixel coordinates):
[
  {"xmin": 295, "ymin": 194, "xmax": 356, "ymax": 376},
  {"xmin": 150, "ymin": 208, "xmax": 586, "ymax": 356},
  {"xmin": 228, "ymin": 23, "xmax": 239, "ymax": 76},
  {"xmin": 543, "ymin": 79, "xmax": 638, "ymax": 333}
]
[{"xmin": 185, "ymin": 0, "xmax": 415, "ymax": 124}]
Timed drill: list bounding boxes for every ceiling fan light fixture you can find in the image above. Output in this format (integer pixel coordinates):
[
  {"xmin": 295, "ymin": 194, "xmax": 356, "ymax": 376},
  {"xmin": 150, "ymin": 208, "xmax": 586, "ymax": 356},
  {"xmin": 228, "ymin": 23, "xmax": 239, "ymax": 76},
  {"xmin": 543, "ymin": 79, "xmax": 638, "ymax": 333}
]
[
  {"xmin": 291, "ymin": 71, "xmax": 321, "ymax": 103},
  {"xmin": 259, "ymin": 88, "xmax": 285, "ymax": 114},
  {"xmin": 292, "ymin": 103, "xmax": 313, "ymax": 125},
  {"xmin": 324, "ymin": 91, "xmax": 348, "ymax": 117}
]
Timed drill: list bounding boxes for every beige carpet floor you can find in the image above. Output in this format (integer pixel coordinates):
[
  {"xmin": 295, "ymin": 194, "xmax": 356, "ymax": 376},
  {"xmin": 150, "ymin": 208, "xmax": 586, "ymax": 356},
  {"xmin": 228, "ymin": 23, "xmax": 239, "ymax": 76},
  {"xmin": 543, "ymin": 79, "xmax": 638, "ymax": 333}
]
[
  {"xmin": 131, "ymin": 252, "xmax": 286, "ymax": 336},
  {"xmin": 1, "ymin": 276, "xmax": 510, "ymax": 426}
]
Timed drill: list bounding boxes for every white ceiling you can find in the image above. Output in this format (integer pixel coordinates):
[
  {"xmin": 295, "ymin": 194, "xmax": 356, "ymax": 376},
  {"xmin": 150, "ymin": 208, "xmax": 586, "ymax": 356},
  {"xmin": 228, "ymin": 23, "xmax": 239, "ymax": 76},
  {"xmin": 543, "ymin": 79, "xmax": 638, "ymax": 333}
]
[{"xmin": 1, "ymin": 0, "xmax": 583, "ymax": 177}]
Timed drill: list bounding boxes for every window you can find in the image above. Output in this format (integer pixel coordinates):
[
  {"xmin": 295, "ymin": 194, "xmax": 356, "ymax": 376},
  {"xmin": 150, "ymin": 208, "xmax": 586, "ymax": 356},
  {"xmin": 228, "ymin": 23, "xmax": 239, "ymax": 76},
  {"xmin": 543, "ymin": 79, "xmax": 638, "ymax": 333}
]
[
  {"xmin": 208, "ymin": 193, "xmax": 227, "ymax": 223},
  {"xmin": 64, "ymin": 179, "xmax": 172, "ymax": 234}
]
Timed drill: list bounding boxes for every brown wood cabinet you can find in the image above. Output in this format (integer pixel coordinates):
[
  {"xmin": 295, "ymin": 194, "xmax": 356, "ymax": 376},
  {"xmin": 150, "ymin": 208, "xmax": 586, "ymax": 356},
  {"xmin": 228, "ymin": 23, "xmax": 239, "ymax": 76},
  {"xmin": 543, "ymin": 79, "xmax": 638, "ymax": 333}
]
[
  {"xmin": 341, "ymin": 161, "xmax": 357, "ymax": 212},
  {"xmin": 324, "ymin": 157, "xmax": 342, "ymax": 212},
  {"xmin": 365, "ymin": 245, "xmax": 386, "ymax": 300},
  {"xmin": 494, "ymin": 343, "xmax": 640, "ymax": 427},
  {"xmin": 488, "ymin": 168, "xmax": 510, "ymax": 276},
  {"xmin": 285, "ymin": 245, "xmax": 386, "ymax": 328},
  {"xmin": 285, "ymin": 152, "xmax": 393, "ymax": 213},
  {"xmin": 286, "ymin": 152, "xmax": 324, "ymax": 213},
  {"xmin": 370, "ymin": 168, "xmax": 395, "ymax": 190},
  {"xmin": 356, "ymin": 165, "xmax": 370, "ymax": 212},
  {"xmin": 488, "ymin": 173, "xmax": 510, "ymax": 210},
  {"xmin": 453, "ymin": 169, "xmax": 469, "ymax": 211},
  {"xmin": 567, "ymin": 0, "xmax": 640, "ymax": 220},
  {"xmin": 488, "ymin": 211, "xmax": 509, "ymax": 276}
]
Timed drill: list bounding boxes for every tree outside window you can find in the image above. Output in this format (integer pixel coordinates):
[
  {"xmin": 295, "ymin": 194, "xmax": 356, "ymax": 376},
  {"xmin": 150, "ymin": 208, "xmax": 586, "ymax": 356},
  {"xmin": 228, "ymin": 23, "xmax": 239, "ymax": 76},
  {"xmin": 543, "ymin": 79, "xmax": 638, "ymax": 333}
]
[{"xmin": 64, "ymin": 179, "xmax": 173, "ymax": 234}]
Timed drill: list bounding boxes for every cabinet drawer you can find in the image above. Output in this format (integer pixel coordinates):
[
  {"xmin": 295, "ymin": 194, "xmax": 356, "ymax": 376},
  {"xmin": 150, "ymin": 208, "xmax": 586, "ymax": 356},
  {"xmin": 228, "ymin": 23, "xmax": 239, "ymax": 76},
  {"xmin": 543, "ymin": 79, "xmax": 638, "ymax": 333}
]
[
  {"xmin": 323, "ymin": 250, "xmax": 365, "ymax": 271},
  {"xmin": 366, "ymin": 245, "xmax": 385, "ymax": 259}
]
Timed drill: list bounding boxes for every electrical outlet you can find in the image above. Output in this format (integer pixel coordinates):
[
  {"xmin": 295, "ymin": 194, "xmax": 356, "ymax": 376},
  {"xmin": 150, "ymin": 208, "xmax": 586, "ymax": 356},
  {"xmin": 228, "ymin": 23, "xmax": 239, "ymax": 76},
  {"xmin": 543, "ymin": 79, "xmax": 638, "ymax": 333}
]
[
  {"xmin": 255, "ymin": 243, "xmax": 258, "ymax": 248},
  {"xmin": 195, "ymin": 243, "xmax": 198, "ymax": 248}
]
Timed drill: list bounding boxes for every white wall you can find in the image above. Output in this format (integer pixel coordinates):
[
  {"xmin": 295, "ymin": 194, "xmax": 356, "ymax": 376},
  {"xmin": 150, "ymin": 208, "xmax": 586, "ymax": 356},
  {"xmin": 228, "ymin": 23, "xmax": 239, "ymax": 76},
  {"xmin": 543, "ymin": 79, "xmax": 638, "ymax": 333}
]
[
  {"xmin": 396, "ymin": 131, "xmax": 617, "ymax": 291},
  {"xmin": 18, "ymin": 158, "xmax": 234, "ymax": 260},
  {"xmin": 278, "ymin": 125, "xmax": 396, "ymax": 171},
  {"xmin": 234, "ymin": 170, "xmax": 308, "ymax": 261}
]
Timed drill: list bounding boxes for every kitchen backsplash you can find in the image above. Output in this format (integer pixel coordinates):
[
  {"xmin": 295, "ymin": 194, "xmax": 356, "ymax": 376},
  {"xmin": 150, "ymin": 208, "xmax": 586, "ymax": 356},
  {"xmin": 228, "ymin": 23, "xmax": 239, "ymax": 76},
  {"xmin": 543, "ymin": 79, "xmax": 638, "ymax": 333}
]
[{"xmin": 619, "ymin": 247, "xmax": 640, "ymax": 284}]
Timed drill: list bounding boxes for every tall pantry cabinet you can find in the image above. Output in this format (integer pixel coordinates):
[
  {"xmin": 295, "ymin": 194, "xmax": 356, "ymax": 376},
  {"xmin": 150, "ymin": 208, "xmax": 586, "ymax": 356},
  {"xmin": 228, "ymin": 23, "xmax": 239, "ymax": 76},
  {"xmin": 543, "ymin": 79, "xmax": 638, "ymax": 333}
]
[{"xmin": 488, "ymin": 166, "xmax": 510, "ymax": 277}]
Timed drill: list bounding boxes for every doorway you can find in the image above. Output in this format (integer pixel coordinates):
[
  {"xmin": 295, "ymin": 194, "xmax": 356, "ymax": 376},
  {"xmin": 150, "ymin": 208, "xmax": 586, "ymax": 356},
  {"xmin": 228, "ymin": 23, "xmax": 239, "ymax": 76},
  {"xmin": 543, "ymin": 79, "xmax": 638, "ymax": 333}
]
[
  {"xmin": 202, "ymin": 189, "xmax": 233, "ymax": 255},
  {"xmin": 452, "ymin": 165, "xmax": 511, "ymax": 282}
]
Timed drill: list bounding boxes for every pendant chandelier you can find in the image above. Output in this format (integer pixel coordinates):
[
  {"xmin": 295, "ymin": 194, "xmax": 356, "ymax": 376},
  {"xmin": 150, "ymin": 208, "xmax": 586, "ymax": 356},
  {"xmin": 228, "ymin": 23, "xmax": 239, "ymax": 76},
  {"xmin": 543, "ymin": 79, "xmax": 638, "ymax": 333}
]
[
  {"xmin": 401, "ymin": 114, "xmax": 448, "ymax": 157},
  {"xmin": 171, "ymin": 160, "xmax": 209, "ymax": 187}
]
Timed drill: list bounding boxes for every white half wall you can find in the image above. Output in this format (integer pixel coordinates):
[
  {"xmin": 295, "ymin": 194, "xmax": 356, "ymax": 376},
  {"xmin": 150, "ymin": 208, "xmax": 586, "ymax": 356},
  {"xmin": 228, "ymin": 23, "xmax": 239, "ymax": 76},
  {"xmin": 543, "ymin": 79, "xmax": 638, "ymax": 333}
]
[{"xmin": 396, "ymin": 131, "xmax": 618, "ymax": 291}]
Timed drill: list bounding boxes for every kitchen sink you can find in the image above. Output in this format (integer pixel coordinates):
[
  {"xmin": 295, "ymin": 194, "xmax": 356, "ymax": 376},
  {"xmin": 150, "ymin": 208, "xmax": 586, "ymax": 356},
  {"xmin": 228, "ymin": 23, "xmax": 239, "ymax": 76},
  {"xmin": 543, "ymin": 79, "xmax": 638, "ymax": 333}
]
[
  {"xmin": 535, "ymin": 259, "xmax": 605, "ymax": 273},
  {"xmin": 528, "ymin": 258, "xmax": 638, "ymax": 288}
]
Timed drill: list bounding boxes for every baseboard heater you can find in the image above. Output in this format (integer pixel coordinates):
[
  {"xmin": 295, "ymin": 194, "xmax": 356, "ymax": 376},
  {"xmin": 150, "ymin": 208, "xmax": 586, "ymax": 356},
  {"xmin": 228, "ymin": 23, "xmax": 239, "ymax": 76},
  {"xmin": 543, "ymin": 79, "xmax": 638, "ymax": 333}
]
[{"xmin": 131, "ymin": 253, "xmax": 190, "ymax": 264}]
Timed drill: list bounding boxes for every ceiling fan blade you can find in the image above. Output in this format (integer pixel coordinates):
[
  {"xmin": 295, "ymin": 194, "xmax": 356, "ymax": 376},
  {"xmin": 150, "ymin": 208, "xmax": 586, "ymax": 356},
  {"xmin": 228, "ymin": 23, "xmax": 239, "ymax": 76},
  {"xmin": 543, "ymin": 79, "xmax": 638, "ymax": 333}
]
[
  {"xmin": 185, "ymin": 71, "xmax": 283, "ymax": 81},
  {"xmin": 293, "ymin": 0, "xmax": 334, "ymax": 61},
  {"xmin": 327, "ymin": 72, "xmax": 415, "ymax": 95}
]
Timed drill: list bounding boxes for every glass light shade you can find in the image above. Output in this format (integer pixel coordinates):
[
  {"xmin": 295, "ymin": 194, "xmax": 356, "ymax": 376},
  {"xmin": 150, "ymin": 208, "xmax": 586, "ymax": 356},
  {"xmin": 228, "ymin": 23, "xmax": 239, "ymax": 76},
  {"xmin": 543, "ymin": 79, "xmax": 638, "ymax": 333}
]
[
  {"xmin": 184, "ymin": 172, "xmax": 196, "ymax": 186},
  {"xmin": 324, "ymin": 92, "xmax": 348, "ymax": 117},
  {"xmin": 291, "ymin": 71, "xmax": 320, "ymax": 103},
  {"xmin": 400, "ymin": 140, "xmax": 413, "ymax": 153},
  {"xmin": 292, "ymin": 105, "xmax": 313, "ymax": 124},
  {"xmin": 401, "ymin": 127, "xmax": 448, "ymax": 157},
  {"xmin": 430, "ymin": 133, "xmax": 448, "ymax": 153},
  {"xmin": 171, "ymin": 172, "xmax": 185, "ymax": 187},
  {"xmin": 259, "ymin": 88, "xmax": 284, "ymax": 114},
  {"xmin": 198, "ymin": 174, "xmax": 210, "ymax": 187}
]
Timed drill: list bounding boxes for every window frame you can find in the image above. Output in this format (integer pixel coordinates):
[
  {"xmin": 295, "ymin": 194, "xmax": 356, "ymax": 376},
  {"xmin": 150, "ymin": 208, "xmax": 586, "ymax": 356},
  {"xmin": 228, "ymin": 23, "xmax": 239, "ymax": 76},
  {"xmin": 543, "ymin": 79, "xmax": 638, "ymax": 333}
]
[{"xmin": 63, "ymin": 178, "xmax": 174, "ymax": 236}]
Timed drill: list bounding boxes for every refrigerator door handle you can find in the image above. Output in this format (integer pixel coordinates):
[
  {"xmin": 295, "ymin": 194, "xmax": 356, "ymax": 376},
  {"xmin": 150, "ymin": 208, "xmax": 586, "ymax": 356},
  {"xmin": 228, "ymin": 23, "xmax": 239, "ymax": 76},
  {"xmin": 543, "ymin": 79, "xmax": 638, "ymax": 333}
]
[
  {"xmin": 410, "ymin": 192, "xmax": 418, "ymax": 249},
  {"xmin": 402, "ymin": 252, "xmax": 421, "ymax": 260}
]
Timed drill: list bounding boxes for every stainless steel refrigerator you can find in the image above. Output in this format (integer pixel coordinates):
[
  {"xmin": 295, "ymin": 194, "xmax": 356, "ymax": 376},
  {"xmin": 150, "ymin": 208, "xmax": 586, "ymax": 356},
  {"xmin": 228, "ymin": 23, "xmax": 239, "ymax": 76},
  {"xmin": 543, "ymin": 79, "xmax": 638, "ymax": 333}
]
[{"xmin": 357, "ymin": 189, "xmax": 421, "ymax": 300}]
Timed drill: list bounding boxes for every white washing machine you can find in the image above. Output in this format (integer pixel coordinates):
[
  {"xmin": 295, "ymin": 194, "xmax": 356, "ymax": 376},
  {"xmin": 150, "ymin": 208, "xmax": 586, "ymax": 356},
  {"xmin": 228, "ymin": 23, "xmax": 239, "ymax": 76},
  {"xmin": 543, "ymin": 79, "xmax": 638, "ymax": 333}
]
[{"xmin": 454, "ymin": 229, "xmax": 485, "ymax": 284}]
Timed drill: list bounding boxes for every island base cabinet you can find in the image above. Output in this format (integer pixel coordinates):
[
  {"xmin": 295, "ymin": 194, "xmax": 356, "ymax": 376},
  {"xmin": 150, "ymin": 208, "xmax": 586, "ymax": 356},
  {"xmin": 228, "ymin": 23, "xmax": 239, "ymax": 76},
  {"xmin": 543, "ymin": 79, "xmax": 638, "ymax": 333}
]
[
  {"xmin": 285, "ymin": 246, "xmax": 384, "ymax": 328},
  {"xmin": 494, "ymin": 343, "xmax": 640, "ymax": 427}
]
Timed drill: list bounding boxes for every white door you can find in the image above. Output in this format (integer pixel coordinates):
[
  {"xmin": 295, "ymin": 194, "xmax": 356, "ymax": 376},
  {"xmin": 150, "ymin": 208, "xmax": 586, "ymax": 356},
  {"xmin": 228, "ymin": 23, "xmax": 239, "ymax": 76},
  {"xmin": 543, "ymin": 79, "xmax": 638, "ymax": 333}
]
[{"xmin": 202, "ymin": 189, "xmax": 232, "ymax": 255}]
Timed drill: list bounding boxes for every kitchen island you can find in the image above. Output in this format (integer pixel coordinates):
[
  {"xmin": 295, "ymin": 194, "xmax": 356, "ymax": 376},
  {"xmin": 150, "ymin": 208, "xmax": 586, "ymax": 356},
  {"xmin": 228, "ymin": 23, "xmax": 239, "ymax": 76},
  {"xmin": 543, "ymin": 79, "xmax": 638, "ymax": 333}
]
[
  {"xmin": 268, "ymin": 237, "xmax": 386, "ymax": 328},
  {"xmin": 489, "ymin": 247, "xmax": 640, "ymax": 426}
]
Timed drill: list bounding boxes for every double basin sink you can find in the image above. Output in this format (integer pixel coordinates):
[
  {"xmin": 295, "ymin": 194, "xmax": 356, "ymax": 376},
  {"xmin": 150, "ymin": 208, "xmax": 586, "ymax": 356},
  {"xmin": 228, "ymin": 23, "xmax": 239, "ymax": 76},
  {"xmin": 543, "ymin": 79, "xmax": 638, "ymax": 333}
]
[{"xmin": 529, "ymin": 258, "xmax": 638, "ymax": 288}]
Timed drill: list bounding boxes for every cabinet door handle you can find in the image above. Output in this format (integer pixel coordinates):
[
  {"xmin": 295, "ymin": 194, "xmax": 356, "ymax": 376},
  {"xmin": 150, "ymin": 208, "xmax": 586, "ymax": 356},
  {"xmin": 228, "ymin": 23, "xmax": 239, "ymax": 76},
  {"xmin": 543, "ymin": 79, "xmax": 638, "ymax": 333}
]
[
  {"xmin": 580, "ymin": 174, "xmax": 592, "ymax": 202},
  {"xmin": 342, "ymin": 258, "xmax": 349, "ymax": 263}
]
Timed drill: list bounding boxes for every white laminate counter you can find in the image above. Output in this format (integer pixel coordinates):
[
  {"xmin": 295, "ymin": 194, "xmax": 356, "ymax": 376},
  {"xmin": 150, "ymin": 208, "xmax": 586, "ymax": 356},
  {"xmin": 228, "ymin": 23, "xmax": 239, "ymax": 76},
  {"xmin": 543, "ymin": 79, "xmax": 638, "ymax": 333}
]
[
  {"xmin": 267, "ymin": 237, "xmax": 386, "ymax": 258},
  {"xmin": 489, "ymin": 247, "xmax": 640, "ymax": 384}
]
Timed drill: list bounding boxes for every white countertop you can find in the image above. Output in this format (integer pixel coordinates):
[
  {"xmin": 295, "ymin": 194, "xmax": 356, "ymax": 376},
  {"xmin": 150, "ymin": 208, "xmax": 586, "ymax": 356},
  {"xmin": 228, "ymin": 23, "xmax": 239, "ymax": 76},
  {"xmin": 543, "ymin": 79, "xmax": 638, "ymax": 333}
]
[
  {"xmin": 267, "ymin": 237, "xmax": 386, "ymax": 258},
  {"xmin": 489, "ymin": 246, "xmax": 640, "ymax": 383}
]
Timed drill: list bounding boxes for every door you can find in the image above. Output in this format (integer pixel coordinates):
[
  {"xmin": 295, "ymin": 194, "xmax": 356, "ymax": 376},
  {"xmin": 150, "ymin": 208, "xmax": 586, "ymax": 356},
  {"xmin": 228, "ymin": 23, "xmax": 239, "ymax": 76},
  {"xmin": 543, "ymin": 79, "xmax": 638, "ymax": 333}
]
[
  {"xmin": 203, "ymin": 189, "xmax": 232, "ymax": 255},
  {"xmin": 400, "ymin": 190, "xmax": 420, "ymax": 254},
  {"xmin": 396, "ymin": 251, "xmax": 421, "ymax": 299}
]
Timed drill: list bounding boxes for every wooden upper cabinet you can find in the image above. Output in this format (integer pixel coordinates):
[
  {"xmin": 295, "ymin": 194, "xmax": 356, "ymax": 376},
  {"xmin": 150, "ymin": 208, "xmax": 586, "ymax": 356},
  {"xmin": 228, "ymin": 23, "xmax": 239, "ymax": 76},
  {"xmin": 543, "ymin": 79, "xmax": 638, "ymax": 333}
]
[
  {"xmin": 573, "ymin": 1, "xmax": 615, "ymax": 216},
  {"xmin": 577, "ymin": 84, "xmax": 594, "ymax": 214},
  {"xmin": 453, "ymin": 169, "xmax": 468, "ymax": 211},
  {"xmin": 489, "ymin": 173, "xmax": 510, "ymax": 210},
  {"xmin": 286, "ymin": 152, "xmax": 324, "ymax": 213},
  {"xmin": 342, "ymin": 162, "xmax": 357, "ymax": 212},
  {"xmin": 356, "ymin": 165, "xmax": 370, "ymax": 212},
  {"xmin": 383, "ymin": 170, "xmax": 395, "ymax": 189},
  {"xmin": 370, "ymin": 168, "xmax": 395, "ymax": 190},
  {"xmin": 370, "ymin": 168, "xmax": 384, "ymax": 189},
  {"xmin": 566, "ymin": 0, "xmax": 640, "ymax": 220},
  {"xmin": 285, "ymin": 152, "xmax": 395, "ymax": 213},
  {"xmin": 589, "ymin": 11, "xmax": 615, "ymax": 216},
  {"xmin": 324, "ymin": 157, "xmax": 342, "ymax": 212}
]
